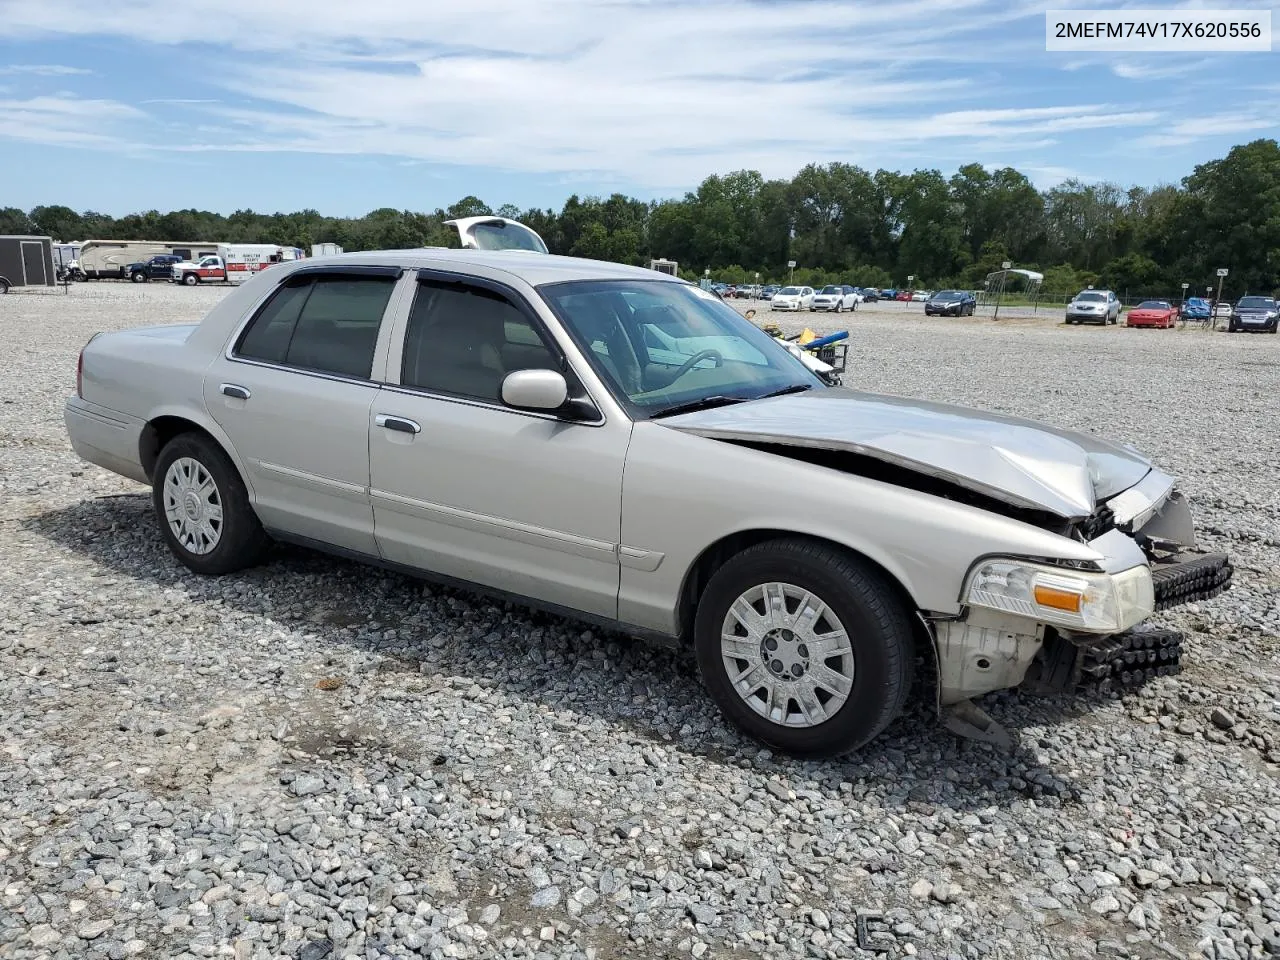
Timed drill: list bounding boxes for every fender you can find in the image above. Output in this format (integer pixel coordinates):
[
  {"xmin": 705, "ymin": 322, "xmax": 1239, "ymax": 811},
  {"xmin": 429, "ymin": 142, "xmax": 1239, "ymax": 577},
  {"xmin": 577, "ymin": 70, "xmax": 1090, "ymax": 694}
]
[{"xmin": 141, "ymin": 402, "xmax": 259, "ymax": 501}]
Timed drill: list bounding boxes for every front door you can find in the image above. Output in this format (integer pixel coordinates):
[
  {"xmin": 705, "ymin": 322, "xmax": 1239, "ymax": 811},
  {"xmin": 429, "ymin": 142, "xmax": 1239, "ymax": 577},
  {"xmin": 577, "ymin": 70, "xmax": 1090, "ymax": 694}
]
[
  {"xmin": 369, "ymin": 272, "xmax": 629, "ymax": 619},
  {"xmin": 204, "ymin": 266, "xmax": 406, "ymax": 555}
]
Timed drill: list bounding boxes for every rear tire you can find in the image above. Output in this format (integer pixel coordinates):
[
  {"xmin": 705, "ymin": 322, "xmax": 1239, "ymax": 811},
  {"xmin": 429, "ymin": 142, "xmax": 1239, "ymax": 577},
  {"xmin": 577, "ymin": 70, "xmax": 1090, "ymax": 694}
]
[
  {"xmin": 152, "ymin": 433, "xmax": 269, "ymax": 576},
  {"xmin": 0, "ymin": 279, "xmax": 9, "ymax": 294},
  {"xmin": 694, "ymin": 538, "xmax": 914, "ymax": 757}
]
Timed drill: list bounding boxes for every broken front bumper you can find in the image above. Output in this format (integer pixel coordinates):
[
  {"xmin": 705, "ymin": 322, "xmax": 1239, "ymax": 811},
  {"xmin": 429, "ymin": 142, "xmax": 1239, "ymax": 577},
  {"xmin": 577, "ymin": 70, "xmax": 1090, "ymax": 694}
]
[
  {"xmin": 1023, "ymin": 551, "xmax": 1232, "ymax": 696},
  {"xmin": 935, "ymin": 550, "xmax": 1232, "ymax": 705}
]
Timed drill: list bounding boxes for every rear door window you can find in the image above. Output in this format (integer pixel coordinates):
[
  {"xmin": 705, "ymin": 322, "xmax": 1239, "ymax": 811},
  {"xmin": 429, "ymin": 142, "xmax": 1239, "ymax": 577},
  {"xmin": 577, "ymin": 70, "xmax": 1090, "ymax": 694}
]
[{"xmin": 235, "ymin": 273, "xmax": 397, "ymax": 379}]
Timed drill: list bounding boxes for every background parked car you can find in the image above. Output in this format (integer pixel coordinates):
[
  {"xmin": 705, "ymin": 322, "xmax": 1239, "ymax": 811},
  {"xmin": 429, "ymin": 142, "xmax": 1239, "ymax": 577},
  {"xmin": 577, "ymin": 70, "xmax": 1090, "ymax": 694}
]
[
  {"xmin": 770, "ymin": 285, "xmax": 815, "ymax": 311},
  {"xmin": 910, "ymin": 290, "xmax": 931, "ymax": 302},
  {"xmin": 881, "ymin": 288, "xmax": 898, "ymax": 299},
  {"xmin": 1180, "ymin": 297, "xmax": 1211, "ymax": 321},
  {"xmin": 1125, "ymin": 300, "xmax": 1178, "ymax": 329},
  {"xmin": 1229, "ymin": 295, "xmax": 1279, "ymax": 333},
  {"xmin": 894, "ymin": 290, "xmax": 912, "ymax": 302},
  {"xmin": 924, "ymin": 290, "xmax": 977, "ymax": 316},
  {"xmin": 860, "ymin": 287, "xmax": 880, "ymax": 303},
  {"xmin": 760, "ymin": 284, "xmax": 779, "ymax": 300},
  {"xmin": 810, "ymin": 284, "xmax": 859, "ymax": 312},
  {"xmin": 128, "ymin": 254, "xmax": 185, "ymax": 283},
  {"xmin": 1066, "ymin": 289, "xmax": 1120, "ymax": 325}
]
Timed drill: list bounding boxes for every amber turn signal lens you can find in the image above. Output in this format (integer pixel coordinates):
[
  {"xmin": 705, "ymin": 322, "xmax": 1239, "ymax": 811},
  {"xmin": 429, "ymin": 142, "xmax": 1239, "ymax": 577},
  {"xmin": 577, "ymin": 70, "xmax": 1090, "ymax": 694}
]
[{"xmin": 1033, "ymin": 585, "xmax": 1083, "ymax": 613}]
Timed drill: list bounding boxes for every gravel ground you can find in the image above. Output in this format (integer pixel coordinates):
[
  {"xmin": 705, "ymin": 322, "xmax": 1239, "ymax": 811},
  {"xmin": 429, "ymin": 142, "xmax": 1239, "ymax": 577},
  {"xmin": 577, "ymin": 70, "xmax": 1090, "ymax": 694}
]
[{"xmin": 2, "ymin": 281, "xmax": 1279, "ymax": 960}]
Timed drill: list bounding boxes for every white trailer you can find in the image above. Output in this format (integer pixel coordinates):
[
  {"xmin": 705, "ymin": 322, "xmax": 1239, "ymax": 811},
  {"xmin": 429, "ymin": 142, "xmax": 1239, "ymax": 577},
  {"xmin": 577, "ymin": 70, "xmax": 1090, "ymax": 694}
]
[
  {"xmin": 311, "ymin": 242, "xmax": 343, "ymax": 257},
  {"xmin": 77, "ymin": 240, "xmax": 219, "ymax": 279},
  {"xmin": 170, "ymin": 244, "xmax": 303, "ymax": 286}
]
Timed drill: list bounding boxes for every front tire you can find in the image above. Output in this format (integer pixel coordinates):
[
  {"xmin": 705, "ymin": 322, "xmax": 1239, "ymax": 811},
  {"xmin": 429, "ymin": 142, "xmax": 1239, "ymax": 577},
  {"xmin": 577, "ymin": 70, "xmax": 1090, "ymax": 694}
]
[
  {"xmin": 694, "ymin": 539, "xmax": 914, "ymax": 757},
  {"xmin": 131, "ymin": 272, "xmax": 146, "ymax": 283},
  {"xmin": 182, "ymin": 272, "xmax": 199, "ymax": 286},
  {"xmin": 152, "ymin": 433, "xmax": 269, "ymax": 576},
  {"xmin": 0, "ymin": 279, "xmax": 9, "ymax": 294}
]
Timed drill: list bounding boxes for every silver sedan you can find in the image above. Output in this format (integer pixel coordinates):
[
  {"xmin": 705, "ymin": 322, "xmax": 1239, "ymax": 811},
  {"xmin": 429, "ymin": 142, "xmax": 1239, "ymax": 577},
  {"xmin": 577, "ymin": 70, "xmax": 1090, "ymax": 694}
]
[{"xmin": 65, "ymin": 249, "xmax": 1230, "ymax": 756}]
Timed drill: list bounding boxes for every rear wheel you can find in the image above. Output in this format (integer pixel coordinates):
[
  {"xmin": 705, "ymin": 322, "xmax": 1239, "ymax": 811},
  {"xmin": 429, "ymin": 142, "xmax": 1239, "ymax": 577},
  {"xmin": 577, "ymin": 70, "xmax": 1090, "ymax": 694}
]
[
  {"xmin": 0, "ymin": 279, "xmax": 9, "ymax": 294},
  {"xmin": 694, "ymin": 539, "xmax": 914, "ymax": 757},
  {"xmin": 152, "ymin": 433, "xmax": 269, "ymax": 576}
]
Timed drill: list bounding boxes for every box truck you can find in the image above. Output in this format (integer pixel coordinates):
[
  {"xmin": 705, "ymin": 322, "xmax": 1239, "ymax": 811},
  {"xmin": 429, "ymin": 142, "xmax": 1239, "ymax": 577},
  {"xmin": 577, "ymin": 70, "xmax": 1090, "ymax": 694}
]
[{"xmin": 169, "ymin": 244, "xmax": 304, "ymax": 286}]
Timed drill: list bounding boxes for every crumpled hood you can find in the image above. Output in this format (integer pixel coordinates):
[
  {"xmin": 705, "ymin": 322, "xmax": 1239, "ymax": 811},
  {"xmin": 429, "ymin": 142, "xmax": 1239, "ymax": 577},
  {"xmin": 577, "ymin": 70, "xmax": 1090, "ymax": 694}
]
[{"xmin": 661, "ymin": 388, "xmax": 1153, "ymax": 518}]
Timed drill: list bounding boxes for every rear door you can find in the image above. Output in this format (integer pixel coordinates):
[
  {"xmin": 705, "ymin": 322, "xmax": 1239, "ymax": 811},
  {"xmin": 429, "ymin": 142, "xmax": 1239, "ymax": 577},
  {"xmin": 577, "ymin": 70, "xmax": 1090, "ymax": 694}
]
[{"xmin": 204, "ymin": 265, "xmax": 410, "ymax": 555}]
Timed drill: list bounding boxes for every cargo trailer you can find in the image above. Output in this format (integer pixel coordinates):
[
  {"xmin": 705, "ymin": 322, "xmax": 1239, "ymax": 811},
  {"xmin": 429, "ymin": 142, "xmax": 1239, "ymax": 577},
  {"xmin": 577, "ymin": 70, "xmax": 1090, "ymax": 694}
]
[{"xmin": 0, "ymin": 235, "xmax": 56, "ymax": 292}]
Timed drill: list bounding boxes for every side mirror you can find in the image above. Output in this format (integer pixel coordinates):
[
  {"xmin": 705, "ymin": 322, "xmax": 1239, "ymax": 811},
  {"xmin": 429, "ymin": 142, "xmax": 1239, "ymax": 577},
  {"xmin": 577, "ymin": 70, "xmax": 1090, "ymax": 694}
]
[{"xmin": 501, "ymin": 369, "xmax": 568, "ymax": 411}]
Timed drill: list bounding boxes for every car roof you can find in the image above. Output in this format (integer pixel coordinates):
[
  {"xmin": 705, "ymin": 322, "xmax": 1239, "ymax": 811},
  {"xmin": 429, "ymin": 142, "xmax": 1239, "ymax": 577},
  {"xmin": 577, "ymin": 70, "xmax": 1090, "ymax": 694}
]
[{"xmin": 283, "ymin": 248, "xmax": 686, "ymax": 288}]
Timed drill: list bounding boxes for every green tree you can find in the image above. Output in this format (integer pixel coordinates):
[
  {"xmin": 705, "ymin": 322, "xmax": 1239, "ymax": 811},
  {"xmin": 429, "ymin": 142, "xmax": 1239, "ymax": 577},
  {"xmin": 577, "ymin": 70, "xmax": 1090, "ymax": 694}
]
[{"xmin": 0, "ymin": 207, "xmax": 36, "ymax": 234}]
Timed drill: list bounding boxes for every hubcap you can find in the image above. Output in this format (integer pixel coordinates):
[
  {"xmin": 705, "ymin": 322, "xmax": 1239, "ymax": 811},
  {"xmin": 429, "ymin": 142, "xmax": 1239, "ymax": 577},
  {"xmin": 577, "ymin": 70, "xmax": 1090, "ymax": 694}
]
[
  {"xmin": 162, "ymin": 457, "xmax": 223, "ymax": 555},
  {"xmin": 720, "ymin": 582, "xmax": 854, "ymax": 728}
]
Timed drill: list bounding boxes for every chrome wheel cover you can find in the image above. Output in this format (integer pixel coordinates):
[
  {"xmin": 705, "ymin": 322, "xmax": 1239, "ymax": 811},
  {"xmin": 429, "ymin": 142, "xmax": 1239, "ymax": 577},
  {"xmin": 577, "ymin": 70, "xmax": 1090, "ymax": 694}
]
[
  {"xmin": 162, "ymin": 457, "xmax": 223, "ymax": 555},
  {"xmin": 720, "ymin": 581, "xmax": 854, "ymax": 728}
]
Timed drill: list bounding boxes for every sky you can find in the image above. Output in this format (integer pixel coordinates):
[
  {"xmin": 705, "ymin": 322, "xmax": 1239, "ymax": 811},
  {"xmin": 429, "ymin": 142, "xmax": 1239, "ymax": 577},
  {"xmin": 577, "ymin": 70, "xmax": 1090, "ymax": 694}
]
[{"xmin": 0, "ymin": 0, "xmax": 1277, "ymax": 217}]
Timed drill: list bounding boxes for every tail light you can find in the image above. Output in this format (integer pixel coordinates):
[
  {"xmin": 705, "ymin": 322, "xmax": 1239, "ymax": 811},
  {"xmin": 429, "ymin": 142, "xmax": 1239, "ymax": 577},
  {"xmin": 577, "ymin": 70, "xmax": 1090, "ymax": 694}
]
[{"xmin": 77, "ymin": 333, "xmax": 101, "ymax": 399}]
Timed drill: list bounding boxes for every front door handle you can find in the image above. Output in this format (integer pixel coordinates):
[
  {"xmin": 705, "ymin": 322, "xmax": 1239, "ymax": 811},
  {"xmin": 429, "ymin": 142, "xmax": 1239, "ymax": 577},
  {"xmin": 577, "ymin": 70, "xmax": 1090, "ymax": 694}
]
[
  {"xmin": 375, "ymin": 414, "xmax": 421, "ymax": 435},
  {"xmin": 220, "ymin": 383, "xmax": 251, "ymax": 400}
]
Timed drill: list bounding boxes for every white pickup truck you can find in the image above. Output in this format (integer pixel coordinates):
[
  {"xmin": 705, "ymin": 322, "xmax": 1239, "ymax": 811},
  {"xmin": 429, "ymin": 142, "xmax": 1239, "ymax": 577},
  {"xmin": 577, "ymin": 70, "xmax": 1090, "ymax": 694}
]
[{"xmin": 171, "ymin": 254, "xmax": 233, "ymax": 286}]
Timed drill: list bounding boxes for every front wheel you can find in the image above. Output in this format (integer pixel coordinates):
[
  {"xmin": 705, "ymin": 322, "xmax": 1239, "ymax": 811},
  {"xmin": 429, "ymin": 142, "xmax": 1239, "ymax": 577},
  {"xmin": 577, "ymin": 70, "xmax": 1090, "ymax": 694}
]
[
  {"xmin": 182, "ymin": 272, "xmax": 199, "ymax": 286},
  {"xmin": 131, "ymin": 272, "xmax": 146, "ymax": 283},
  {"xmin": 694, "ymin": 539, "xmax": 914, "ymax": 757},
  {"xmin": 152, "ymin": 433, "xmax": 269, "ymax": 576},
  {"xmin": 0, "ymin": 279, "xmax": 9, "ymax": 294}
]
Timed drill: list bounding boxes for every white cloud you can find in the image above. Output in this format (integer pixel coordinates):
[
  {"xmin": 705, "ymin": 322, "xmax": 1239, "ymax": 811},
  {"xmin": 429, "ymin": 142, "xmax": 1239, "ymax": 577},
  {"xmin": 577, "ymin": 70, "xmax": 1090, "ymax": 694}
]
[
  {"xmin": 0, "ymin": 0, "xmax": 1223, "ymax": 189},
  {"xmin": 0, "ymin": 63, "xmax": 92, "ymax": 76},
  {"xmin": 0, "ymin": 95, "xmax": 146, "ymax": 148},
  {"xmin": 1111, "ymin": 59, "xmax": 1209, "ymax": 81}
]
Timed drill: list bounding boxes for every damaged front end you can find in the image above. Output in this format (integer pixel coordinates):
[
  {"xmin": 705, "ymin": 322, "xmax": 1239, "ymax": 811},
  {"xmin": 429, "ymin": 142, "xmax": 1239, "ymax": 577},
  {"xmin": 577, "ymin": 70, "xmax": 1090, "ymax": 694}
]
[{"xmin": 931, "ymin": 469, "xmax": 1232, "ymax": 743}]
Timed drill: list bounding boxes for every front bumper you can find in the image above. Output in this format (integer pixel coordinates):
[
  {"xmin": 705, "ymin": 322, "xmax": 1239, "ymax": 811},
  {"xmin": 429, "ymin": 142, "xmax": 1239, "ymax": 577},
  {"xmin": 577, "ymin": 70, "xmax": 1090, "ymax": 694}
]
[{"xmin": 771, "ymin": 302, "xmax": 803, "ymax": 311}]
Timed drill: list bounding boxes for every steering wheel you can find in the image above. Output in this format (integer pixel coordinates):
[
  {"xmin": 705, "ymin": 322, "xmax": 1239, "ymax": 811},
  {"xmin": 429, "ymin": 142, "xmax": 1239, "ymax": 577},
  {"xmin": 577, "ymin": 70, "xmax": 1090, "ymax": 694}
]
[{"xmin": 649, "ymin": 349, "xmax": 723, "ymax": 390}]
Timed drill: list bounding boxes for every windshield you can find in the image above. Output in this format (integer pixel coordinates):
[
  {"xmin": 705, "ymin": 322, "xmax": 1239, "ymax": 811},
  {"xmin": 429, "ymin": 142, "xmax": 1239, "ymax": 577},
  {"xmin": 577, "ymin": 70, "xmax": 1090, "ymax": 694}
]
[
  {"xmin": 1137, "ymin": 301, "xmax": 1169, "ymax": 309},
  {"xmin": 1238, "ymin": 296, "xmax": 1275, "ymax": 309},
  {"xmin": 819, "ymin": 285, "xmax": 842, "ymax": 294},
  {"xmin": 469, "ymin": 221, "xmax": 549, "ymax": 253},
  {"xmin": 777, "ymin": 286, "xmax": 801, "ymax": 295},
  {"xmin": 1076, "ymin": 292, "xmax": 1106, "ymax": 302},
  {"xmin": 931, "ymin": 290, "xmax": 962, "ymax": 299},
  {"xmin": 539, "ymin": 279, "xmax": 822, "ymax": 418}
]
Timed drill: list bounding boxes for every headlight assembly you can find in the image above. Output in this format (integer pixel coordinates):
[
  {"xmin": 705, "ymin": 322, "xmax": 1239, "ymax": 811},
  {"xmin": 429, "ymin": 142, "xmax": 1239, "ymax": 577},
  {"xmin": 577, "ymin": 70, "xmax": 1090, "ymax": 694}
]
[{"xmin": 963, "ymin": 558, "xmax": 1154, "ymax": 633}]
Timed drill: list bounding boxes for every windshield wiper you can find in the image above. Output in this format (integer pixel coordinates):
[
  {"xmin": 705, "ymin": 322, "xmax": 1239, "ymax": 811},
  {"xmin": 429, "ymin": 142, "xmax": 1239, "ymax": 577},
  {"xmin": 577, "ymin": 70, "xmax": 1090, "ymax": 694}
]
[
  {"xmin": 650, "ymin": 395, "xmax": 749, "ymax": 419},
  {"xmin": 755, "ymin": 384, "xmax": 816, "ymax": 400}
]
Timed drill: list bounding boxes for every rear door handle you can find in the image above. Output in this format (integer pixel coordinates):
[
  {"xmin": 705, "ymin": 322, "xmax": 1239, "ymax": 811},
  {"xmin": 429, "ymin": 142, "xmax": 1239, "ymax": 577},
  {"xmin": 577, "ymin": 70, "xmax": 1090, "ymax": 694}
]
[
  {"xmin": 220, "ymin": 383, "xmax": 251, "ymax": 400},
  {"xmin": 375, "ymin": 414, "xmax": 421, "ymax": 435}
]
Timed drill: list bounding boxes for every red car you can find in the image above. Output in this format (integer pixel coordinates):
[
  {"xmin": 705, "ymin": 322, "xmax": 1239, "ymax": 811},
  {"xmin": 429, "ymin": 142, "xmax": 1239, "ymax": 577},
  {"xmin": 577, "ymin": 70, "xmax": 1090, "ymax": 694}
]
[
  {"xmin": 1125, "ymin": 299, "xmax": 1178, "ymax": 328},
  {"xmin": 895, "ymin": 290, "xmax": 913, "ymax": 302}
]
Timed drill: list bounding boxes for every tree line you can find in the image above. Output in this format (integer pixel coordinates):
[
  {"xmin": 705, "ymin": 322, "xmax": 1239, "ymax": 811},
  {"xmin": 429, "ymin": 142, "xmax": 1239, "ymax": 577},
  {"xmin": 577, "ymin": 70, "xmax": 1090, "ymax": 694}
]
[{"xmin": 3, "ymin": 138, "xmax": 1277, "ymax": 299}]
